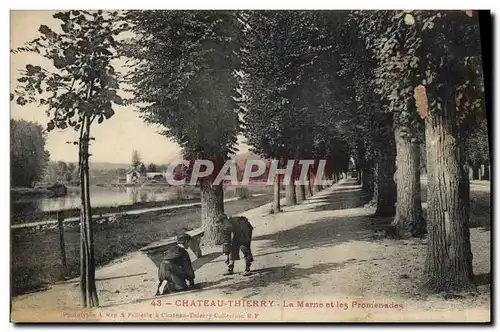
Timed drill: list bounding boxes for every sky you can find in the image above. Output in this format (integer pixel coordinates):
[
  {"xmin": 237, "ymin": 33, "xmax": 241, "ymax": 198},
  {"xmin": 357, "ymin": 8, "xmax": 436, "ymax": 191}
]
[{"xmin": 10, "ymin": 10, "xmax": 250, "ymax": 165}]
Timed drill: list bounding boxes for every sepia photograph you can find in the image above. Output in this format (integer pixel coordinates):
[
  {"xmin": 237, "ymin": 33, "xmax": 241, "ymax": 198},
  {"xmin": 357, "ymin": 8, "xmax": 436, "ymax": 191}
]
[{"xmin": 9, "ymin": 9, "xmax": 491, "ymax": 323}]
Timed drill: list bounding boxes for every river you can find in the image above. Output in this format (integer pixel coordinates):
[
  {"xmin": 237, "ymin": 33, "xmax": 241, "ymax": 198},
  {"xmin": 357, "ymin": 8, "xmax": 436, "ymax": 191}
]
[{"xmin": 11, "ymin": 185, "xmax": 199, "ymax": 222}]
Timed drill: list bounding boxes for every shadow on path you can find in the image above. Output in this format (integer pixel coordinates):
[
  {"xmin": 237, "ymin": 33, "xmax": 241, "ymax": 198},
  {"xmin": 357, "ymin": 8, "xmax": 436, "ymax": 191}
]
[
  {"xmin": 296, "ymin": 181, "xmax": 371, "ymax": 213},
  {"xmin": 99, "ymin": 277, "xmax": 235, "ymax": 308},
  {"xmin": 253, "ymin": 214, "xmax": 373, "ymax": 251},
  {"xmin": 192, "ymin": 252, "xmax": 224, "ymax": 271},
  {"xmin": 96, "ymin": 272, "xmax": 148, "ymax": 282},
  {"xmin": 206, "ymin": 261, "xmax": 357, "ymax": 295}
]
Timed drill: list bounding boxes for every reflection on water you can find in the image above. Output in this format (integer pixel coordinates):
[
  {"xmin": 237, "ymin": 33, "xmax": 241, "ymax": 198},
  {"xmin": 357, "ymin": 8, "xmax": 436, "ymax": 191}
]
[{"xmin": 11, "ymin": 185, "xmax": 194, "ymax": 219}]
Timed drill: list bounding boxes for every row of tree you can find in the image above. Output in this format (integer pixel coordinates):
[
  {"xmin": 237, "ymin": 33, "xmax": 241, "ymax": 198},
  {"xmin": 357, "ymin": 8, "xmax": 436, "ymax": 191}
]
[
  {"xmin": 12, "ymin": 10, "xmax": 488, "ymax": 307},
  {"xmin": 345, "ymin": 11, "xmax": 486, "ymax": 293}
]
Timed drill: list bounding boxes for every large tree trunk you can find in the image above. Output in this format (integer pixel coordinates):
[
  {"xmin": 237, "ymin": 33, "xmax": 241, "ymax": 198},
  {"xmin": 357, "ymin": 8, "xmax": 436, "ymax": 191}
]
[
  {"xmin": 390, "ymin": 127, "xmax": 426, "ymax": 237},
  {"xmin": 312, "ymin": 180, "xmax": 321, "ymax": 194},
  {"xmin": 309, "ymin": 168, "xmax": 318, "ymax": 194},
  {"xmin": 79, "ymin": 117, "xmax": 99, "ymax": 308},
  {"xmin": 272, "ymin": 172, "xmax": 281, "ymax": 213},
  {"xmin": 307, "ymin": 170, "xmax": 314, "ymax": 197},
  {"xmin": 374, "ymin": 121, "xmax": 397, "ymax": 217},
  {"xmin": 286, "ymin": 154, "xmax": 301, "ymax": 206},
  {"xmin": 422, "ymin": 107, "xmax": 474, "ymax": 293},
  {"xmin": 200, "ymin": 180, "xmax": 225, "ymax": 246},
  {"xmin": 312, "ymin": 161, "xmax": 323, "ymax": 193},
  {"xmin": 294, "ymin": 159, "xmax": 306, "ymax": 202}
]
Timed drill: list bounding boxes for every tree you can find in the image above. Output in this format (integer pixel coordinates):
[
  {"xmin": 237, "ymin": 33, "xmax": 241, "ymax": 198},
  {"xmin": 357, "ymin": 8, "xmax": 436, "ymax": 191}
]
[
  {"xmin": 131, "ymin": 149, "xmax": 141, "ymax": 168},
  {"xmin": 122, "ymin": 11, "xmax": 241, "ymax": 245},
  {"xmin": 346, "ymin": 11, "xmax": 427, "ymax": 232},
  {"xmin": 466, "ymin": 118, "xmax": 489, "ymax": 179},
  {"xmin": 334, "ymin": 15, "xmax": 382, "ymax": 204},
  {"xmin": 67, "ymin": 162, "xmax": 78, "ymax": 182},
  {"xmin": 12, "ymin": 10, "xmax": 123, "ymax": 307},
  {"xmin": 44, "ymin": 160, "xmax": 70, "ymax": 183},
  {"xmin": 138, "ymin": 162, "xmax": 147, "ymax": 175},
  {"xmin": 10, "ymin": 119, "xmax": 50, "ymax": 187},
  {"xmin": 239, "ymin": 11, "xmax": 297, "ymax": 211},
  {"xmin": 406, "ymin": 10, "xmax": 484, "ymax": 292}
]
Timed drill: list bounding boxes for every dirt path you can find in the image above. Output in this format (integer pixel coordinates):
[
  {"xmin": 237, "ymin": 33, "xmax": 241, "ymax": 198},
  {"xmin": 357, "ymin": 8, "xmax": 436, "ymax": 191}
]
[{"xmin": 11, "ymin": 179, "xmax": 490, "ymax": 322}]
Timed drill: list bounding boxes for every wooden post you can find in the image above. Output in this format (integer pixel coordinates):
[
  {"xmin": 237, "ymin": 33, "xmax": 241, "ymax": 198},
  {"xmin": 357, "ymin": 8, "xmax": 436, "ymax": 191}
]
[{"xmin": 57, "ymin": 211, "xmax": 68, "ymax": 278}]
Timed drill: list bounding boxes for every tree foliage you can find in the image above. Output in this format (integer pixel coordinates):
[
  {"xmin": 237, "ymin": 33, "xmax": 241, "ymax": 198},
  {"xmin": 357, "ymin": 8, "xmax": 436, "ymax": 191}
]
[
  {"xmin": 406, "ymin": 11, "xmax": 484, "ymax": 131},
  {"xmin": 239, "ymin": 10, "xmax": 352, "ymax": 189},
  {"xmin": 131, "ymin": 149, "xmax": 141, "ymax": 168},
  {"xmin": 122, "ymin": 11, "xmax": 242, "ymax": 164},
  {"xmin": 352, "ymin": 11, "xmax": 425, "ymax": 142},
  {"xmin": 44, "ymin": 160, "xmax": 78, "ymax": 183},
  {"xmin": 12, "ymin": 10, "xmax": 123, "ymax": 131},
  {"xmin": 241, "ymin": 11, "xmax": 328, "ymax": 160},
  {"xmin": 147, "ymin": 163, "xmax": 158, "ymax": 172},
  {"xmin": 466, "ymin": 118, "xmax": 489, "ymax": 166},
  {"xmin": 403, "ymin": 10, "xmax": 484, "ymax": 292}
]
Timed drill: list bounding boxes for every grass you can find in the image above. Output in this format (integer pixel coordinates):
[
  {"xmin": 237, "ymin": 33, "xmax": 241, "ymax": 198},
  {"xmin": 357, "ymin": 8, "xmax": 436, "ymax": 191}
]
[{"xmin": 469, "ymin": 181, "xmax": 491, "ymax": 229}]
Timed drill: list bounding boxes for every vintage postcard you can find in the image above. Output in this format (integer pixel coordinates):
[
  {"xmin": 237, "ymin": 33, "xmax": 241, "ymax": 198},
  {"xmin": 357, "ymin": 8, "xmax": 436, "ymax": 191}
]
[{"xmin": 10, "ymin": 9, "xmax": 491, "ymax": 323}]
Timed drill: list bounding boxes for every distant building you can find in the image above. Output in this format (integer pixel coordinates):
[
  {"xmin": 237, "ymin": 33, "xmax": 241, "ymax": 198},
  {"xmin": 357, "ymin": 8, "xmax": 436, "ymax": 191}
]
[{"xmin": 125, "ymin": 168, "xmax": 170, "ymax": 184}]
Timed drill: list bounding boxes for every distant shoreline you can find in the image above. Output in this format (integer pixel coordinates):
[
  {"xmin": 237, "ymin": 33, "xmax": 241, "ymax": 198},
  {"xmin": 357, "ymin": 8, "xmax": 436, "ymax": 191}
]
[{"xmin": 10, "ymin": 184, "xmax": 68, "ymax": 200}]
